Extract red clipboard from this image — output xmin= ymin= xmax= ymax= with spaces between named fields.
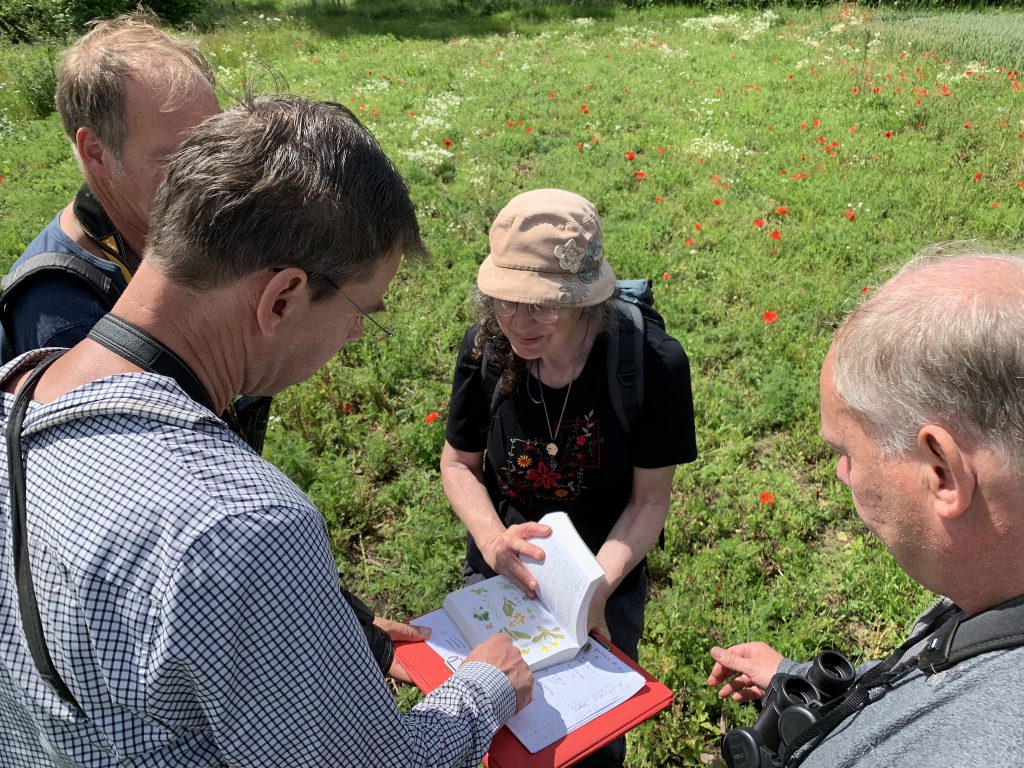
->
xmin=395 ymin=636 xmax=673 ymax=768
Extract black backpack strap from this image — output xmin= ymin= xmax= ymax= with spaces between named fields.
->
xmin=4 ymin=349 xmax=83 ymax=712
xmin=607 ymin=296 xmax=645 ymax=434
xmin=0 ymin=251 xmax=124 ymax=363
xmin=480 ymin=341 xmax=504 ymax=418
xmin=1 ymin=251 xmax=123 ymax=307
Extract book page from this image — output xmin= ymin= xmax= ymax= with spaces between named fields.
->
xmin=443 ymin=576 xmax=580 ymax=668
xmin=524 ymin=512 xmax=606 ymax=644
xmin=416 ymin=611 xmax=645 ymax=754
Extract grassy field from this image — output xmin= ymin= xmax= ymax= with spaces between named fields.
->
xmin=2 ymin=2 xmax=1024 ymax=765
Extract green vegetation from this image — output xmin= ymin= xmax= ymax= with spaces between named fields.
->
xmin=2 ymin=3 xmax=1023 ymax=765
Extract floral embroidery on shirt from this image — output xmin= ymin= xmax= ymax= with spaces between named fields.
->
xmin=497 ymin=412 xmax=601 ymax=505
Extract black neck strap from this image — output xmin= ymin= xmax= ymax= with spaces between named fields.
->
xmin=72 ymin=184 xmax=141 ymax=276
xmin=5 ymin=349 xmax=82 ymax=711
xmin=87 ymin=314 xmax=215 ymax=413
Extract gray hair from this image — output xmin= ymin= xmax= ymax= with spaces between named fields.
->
xmin=832 ymin=244 xmax=1024 ymax=471
xmin=146 ymin=95 xmax=427 ymax=297
xmin=471 ymin=289 xmax=615 ymax=395
xmin=55 ymin=10 xmax=215 ymax=161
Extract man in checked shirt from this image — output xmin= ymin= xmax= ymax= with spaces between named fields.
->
xmin=0 ymin=95 xmax=532 ymax=767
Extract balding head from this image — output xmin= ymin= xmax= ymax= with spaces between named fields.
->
xmin=831 ymin=246 xmax=1024 ymax=473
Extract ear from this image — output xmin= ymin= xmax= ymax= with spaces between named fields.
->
xmin=76 ymin=127 xmax=114 ymax=179
xmin=916 ymin=425 xmax=975 ymax=520
xmin=254 ymin=268 xmax=309 ymax=337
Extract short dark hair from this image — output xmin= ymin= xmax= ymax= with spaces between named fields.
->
xmin=147 ymin=95 xmax=428 ymax=298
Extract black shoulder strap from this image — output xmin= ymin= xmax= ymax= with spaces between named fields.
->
xmin=917 ymin=595 xmax=1024 ymax=673
xmin=5 ymin=349 xmax=83 ymax=712
xmin=87 ymin=314 xmax=215 ymax=413
xmin=0 ymin=251 xmax=123 ymax=308
xmin=606 ymin=297 xmax=644 ymax=434
xmin=481 ymin=342 xmax=504 ymax=417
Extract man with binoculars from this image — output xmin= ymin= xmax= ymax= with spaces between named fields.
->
xmin=708 ymin=247 xmax=1024 ymax=768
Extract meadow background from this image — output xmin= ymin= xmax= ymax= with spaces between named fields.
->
xmin=2 ymin=1 xmax=1024 ymax=764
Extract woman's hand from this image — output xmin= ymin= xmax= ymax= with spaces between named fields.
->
xmin=480 ymin=522 xmax=551 ymax=596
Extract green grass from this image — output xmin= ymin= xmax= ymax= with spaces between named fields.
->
xmin=3 ymin=3 xmax=1024 ymax=765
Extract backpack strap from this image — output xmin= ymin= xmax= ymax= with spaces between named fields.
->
xmin=607 ymin=296 xmax=645 ymax=434
xmin=481 ymin=341 xmax=505 ymax=418
xmin=1 ymin=251 xmax=123 ymax=307
xmin=0 ymin=252 xmax=124 ymax=363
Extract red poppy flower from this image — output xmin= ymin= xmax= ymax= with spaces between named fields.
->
xmin=800 ymin=122 xmax=807 ymax=129
xmin=844 ymin=209 xmax=855 ymax=221
xmin=813 ymin=118 xmax=821 ymax=127
xmin=506 ymin=120 xmax=514 ymax=127
xmin=770 ymin=230 xmax=782 ymax=240
xmin=662 ymin=272 xmax=671 ymax=280
xmin=964 ymin=122 xmax=971 ymax=129
xmin=525 ymin=127 xmax=533 ymax=134
xmin=759 ymin=491 xmax=776 ymax=504
xmin=634 ymin=170 xmax=646 ymax=179
xmin=762 ymin=310 xmax=778 ymax=325
xmin=685 ymin=238 xmax=695 ymax=246
xmin=753 ymin=218 xmax=765 ymax=229
xmin=713 ymin=198 xmax=723 ymax=206
xmin=625 ymin=151 xmax=636 ymax=160
xmin=694 ymin=223 xmax=702 ymax=231
xmin=852 ymin=86 xmax=860 ymax=94
xmin=657 ymin=146 xmax=665 ymax=154
xmin=861 ymin=286 xmax=871 ymax=295
xmin=581 ymin=104 xmax=589 ymax=114
xmin=974 ymin=171 xmax=983 ymax=182
xmin=776 ymin=206 xmax=787 ymax=215
xmin=885 ymin=130 xmax=893 ymax=139
xmin=443 ymin=138 xmax=453 ymax=147
xmin=655 ymin=196 xmax=663 ymax=203
xmin=424 ymin=411 xmax=439 ymax=424
xmin=549 ymin=92 xmax=556 ymax=99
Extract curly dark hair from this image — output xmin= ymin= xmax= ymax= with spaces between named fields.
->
xmin=469 ymin=290 xmax=615 ymax=394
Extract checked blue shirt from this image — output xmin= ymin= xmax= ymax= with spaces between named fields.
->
xmin=0 ymin=350 xmax=515 ymax=767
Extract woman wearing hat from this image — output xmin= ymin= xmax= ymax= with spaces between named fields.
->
xmin=440 ymin=189 xmax=697 ymax=716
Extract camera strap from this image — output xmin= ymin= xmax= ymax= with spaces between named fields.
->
xmin=87 ymin=313 xmax=215 ymax=412
xmin=4 ymin=349 xmax=84 ymax=712
xmin=780 ymin=597 xmax=1024 ymax=766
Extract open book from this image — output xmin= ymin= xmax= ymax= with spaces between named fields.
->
xmin=442 ymin=511 xmax=605 ymax=671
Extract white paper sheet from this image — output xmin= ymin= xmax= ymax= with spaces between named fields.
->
xmin=416 ymin=610 xmax=645 ymax=753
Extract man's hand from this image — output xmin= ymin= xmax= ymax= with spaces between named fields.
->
xmin=464 ymin=634 xmax=534 ymax=713
xmin=480 ymin=522 xmax=551 ymax=597
xmin=707 ymin=642 xmax=784 ymax=702
xmin=374 ymin=617 xmax=430 ymax=684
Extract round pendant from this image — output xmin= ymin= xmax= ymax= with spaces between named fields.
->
xmin=546 ymin=442 xmax=558 ymax=456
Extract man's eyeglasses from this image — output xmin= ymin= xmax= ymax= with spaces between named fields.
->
xmin=272 ymin=267 xmax=394 ymax=342
xmin=493 ymin=298 xmax=559 ymax=325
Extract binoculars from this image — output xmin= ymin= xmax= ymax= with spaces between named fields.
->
xmin=721 ymin=651 xmax=856 ymax=768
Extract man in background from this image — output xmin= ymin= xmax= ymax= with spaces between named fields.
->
xmin=0 ymin=11 xmax=218 ymax=359
xmin=708 ymin=248 xmax=1024 ymax=767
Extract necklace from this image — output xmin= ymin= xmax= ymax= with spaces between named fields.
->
xmin=535 ymin=358 xmax=573 ymax=458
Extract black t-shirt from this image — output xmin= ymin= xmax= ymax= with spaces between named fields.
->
xmin=445 ymin=322 xmax=697 ymax=593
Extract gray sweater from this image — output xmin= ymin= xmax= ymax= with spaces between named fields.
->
xmin=778 ymin=599 xmax=1024 ymax=767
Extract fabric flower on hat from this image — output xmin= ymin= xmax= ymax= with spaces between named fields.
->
xmin=560 ymin=239 xmax=604 ymax=304
xmin=554 ymin=238 xmax=586 ymax=273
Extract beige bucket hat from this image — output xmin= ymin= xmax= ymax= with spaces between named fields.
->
xmin=477 ymin=189 xmax=616 ymax=307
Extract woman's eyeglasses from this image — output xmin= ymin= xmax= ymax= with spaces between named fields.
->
xmin=493 ymin=298 xmax=559 ymax=325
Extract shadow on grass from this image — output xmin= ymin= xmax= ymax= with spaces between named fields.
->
xmin=207 ymin=0 xmax=619 ymax=40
